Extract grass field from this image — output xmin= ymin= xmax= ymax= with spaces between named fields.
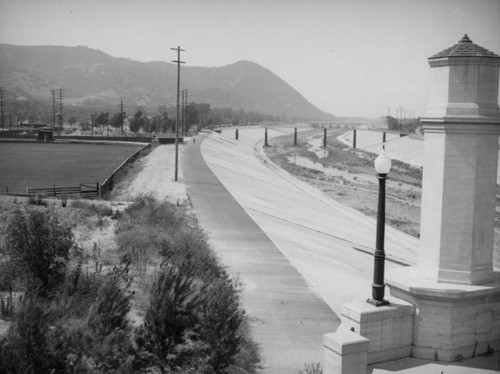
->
xmin=0 ymin=143 xmax=143 ymax=194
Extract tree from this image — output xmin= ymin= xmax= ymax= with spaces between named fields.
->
xmin=148 ymin=115 xmax=160 ymax=133
xmin=199 ymin=275 xmax=244 ymax=373
xmin=384 ymin=115 xmax=400 ymax=131
xmin=83 ymin=267 xmax=136 ymax=372
xmin=129 ymin=110 xmax=143 ymax=133
xmin=136 ymin=264 xmax=204 ymax=372
xmin=110 ymin=112 xmax=125 ymax=130
xmin=67 ymin=115 xmax=78 ymax=126
xmin=186 ymin=103 xmax=199 ymax=129
xmin=0 ymin=296 xmax=54 ymax=373
xmin=95 ymin=112 xmax=109 ymax=128
xmin=3 ymin=209 xmax=75 ymax=297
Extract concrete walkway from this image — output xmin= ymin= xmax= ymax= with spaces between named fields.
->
xmin=182 ymin=133 xmax=339 ymax=373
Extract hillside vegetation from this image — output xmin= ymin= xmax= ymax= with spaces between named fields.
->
xmin=0 ymin=196 xmax=261 ymax=373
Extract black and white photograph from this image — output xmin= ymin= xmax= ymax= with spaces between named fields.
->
xmin=1 ymin=1 xmax=500 ymax=373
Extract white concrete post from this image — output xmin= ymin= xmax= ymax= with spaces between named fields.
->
xmin=418 ymin=34 xmax=500 ymax=285
xmin=323 ymin=328 xmax=369 ymax=374
xmin=387 ymin=34 xmax=500 ymax=361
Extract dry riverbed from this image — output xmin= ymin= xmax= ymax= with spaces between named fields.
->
xmin=265 ymin=127 xmax=500 ymax=268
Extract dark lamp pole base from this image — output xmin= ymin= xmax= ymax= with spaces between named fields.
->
xmin=366 ymin=298 xmax=390 ymax=307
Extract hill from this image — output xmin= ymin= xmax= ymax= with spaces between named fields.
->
xmin=0 ymin=44 xmax=332 ymax=121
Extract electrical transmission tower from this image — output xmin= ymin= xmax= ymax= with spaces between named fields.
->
xmin=170 ymin=45 xmax=185 ymax=182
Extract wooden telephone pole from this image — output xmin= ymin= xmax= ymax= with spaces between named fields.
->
xmin=171 ymin=46 xmax=185 ymax=182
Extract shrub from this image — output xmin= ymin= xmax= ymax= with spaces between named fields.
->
xmin=3 ymin=208 xmax=75 ymax=297
xmin=136 ymin=263 xmax=204 ymax=371
xmin=82 ymin=266 xmax=136 ymax=372
xmin=28 ymin=194 xmax=47 ymax=206
xmin=120 ymin=196 xmax=185 ymax=232
xmin=232 ymin=317 xmax=262 ymax=374
xmin=161 ymin=229 xmax=222 ymax=282
xmin=87 ymin=269 xmax=131 ymax=340
xmin=43 ymin=267 xmax=137 ymax=373
xmin=113 ymin=196 xmax=261 ymax=373
xmin=199 ymin=274 xmax=244 ymax=373
xmin=0 ymin=295 xmax=55 ymax=373
xmin=297 ymin=363 xmax=323 ymax=374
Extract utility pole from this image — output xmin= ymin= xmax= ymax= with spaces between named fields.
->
xmin=57 ymin=89 xmax=63 ymax=134
xmin=171 ymin=45 xmax=185 ymax=182
xmin=181 ymin=89 xmax=185 ymax=138
xmin=0 ymin=87 xmax=4 ymax=130
xmin=52 ymin=89 xmax=57 ymax=127
xmin=184 ymin=89 xmax=188 ymax=136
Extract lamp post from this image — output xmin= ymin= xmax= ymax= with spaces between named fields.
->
xmin=368 ymin=151 xmax=392 ymax=306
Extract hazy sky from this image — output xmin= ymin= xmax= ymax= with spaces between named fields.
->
xmin=1 ymin=0 xmax=499 ymax=118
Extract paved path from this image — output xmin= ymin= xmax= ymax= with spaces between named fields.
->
xmin=182 ymin=133 xmax=339 ymax=373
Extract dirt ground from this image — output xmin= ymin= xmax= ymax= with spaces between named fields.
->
xmin=266 ymin=128 xmax=422 ymax=237
xmin=110 ymin=144 xmax=188 ymax=205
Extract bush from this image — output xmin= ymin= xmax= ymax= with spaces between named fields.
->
xmin=297 ymin=363 xmax=323 ymax=374
xmin=86 ymin=266 xmax=132 ymax=340
xmin=81 ymin=266 xmax=137 ymax=372
xmin=136 ymin=263 xmax=205 ymax=371
xmin=119 ymin=196 xmax=185 ymax=231
xmin=232 ymin=317 xmax=262 ymax=373
xmin=160 ymin=229 xmax=222 ymax=282
xmin=40 ymin=268 xmax=137 ymax=373
xmin=199 ymin=275 xmax=244 ymax=373
xmin=115 ymin=196 xmax=261 ymax=373
xmin=28 ymin=194 xmax=47 ymax=206
xmin=3 ymin=208 xmax=75 ymax=297
xmin=0 ymin=295 xmax=55 ymax=373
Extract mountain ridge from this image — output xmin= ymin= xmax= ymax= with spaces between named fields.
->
xmin=0 ymin=44 xmax=332 ymax=120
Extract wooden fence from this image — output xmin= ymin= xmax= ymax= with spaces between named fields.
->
xmin=27 ymin=183 xmax=100 ymax=198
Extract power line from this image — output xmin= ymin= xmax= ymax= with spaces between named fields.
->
xmin=170 ymin=45 xmax=185 ymax=182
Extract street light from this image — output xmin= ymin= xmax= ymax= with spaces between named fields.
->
xmin=368 ymin=151 xmax=392 ymax=306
